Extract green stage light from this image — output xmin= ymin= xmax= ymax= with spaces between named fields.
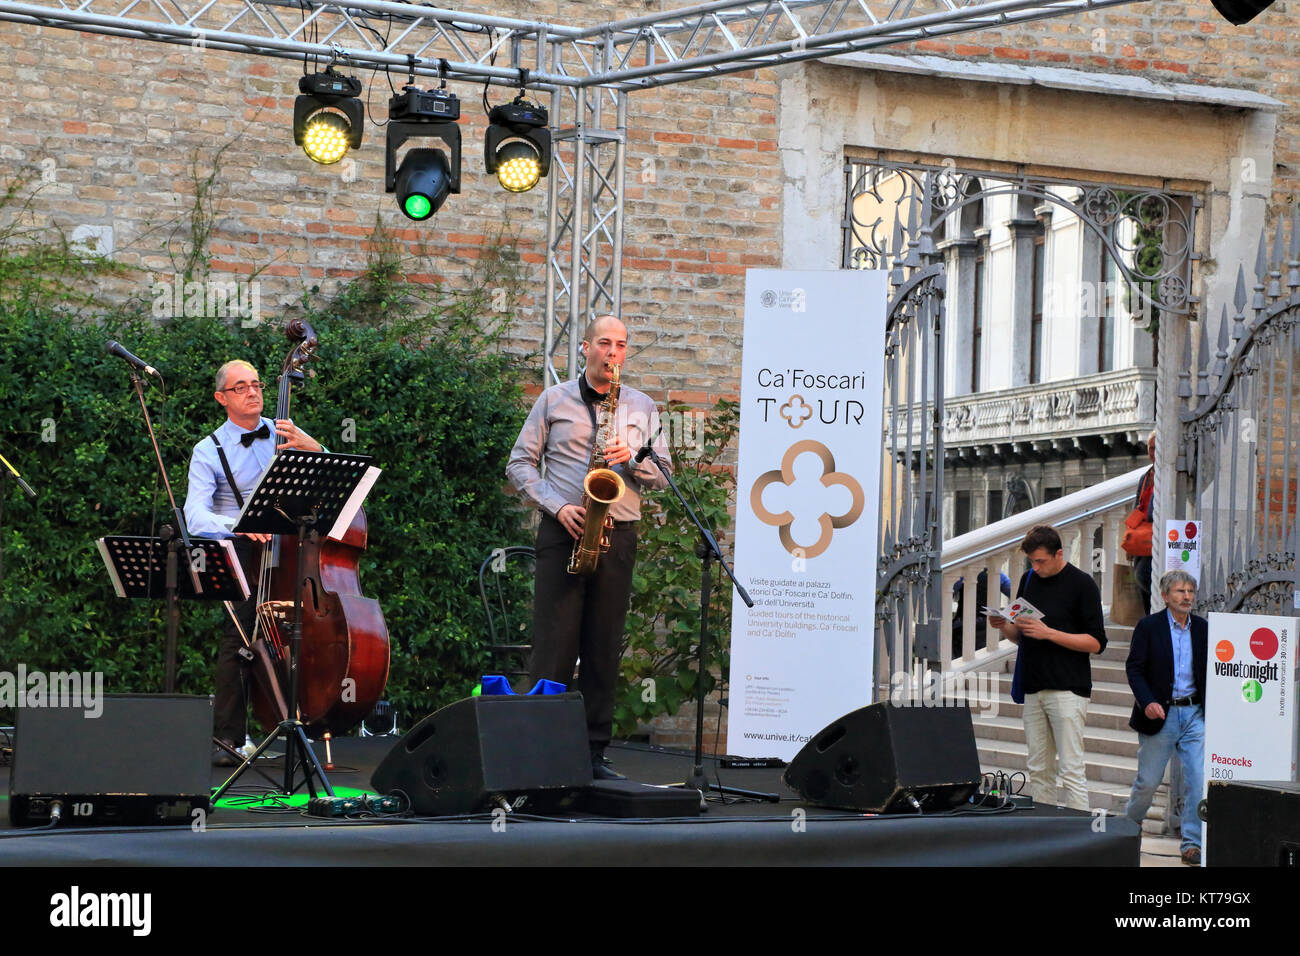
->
xmin=385 ymin=87 xmax=462 ymax=223
xmin=394 ymin=148 xmax=451 ymax=222
xmin=404 ymin=193 xmax=432 ymax=220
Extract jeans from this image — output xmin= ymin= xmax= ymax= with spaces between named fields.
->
xmin=1022 ymin=689 xmax=1091 ymax=810
xmin=1124 ymin=702 xmax=1205 ymax=850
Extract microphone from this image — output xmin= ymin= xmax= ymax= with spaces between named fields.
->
xmin=105 ymin=340 xmax=159 ymax=377
xmin=634 ymin=423 xmax=664 ymax=464
xmin=0 ymin=453 xmax=36 ymax=499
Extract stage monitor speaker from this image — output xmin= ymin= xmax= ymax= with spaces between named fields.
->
xmin=9 ymin=694 xmax=214 ymax=827
xmin=371 ymin=693 xmax=592 ymax=816
xmin=1206 ymin=780 xmax=1300 ymax=866
xmin=784 ymin=701 xmax=982 ymax=813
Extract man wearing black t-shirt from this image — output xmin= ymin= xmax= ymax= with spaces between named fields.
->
xmin=990 ymin=525 xmax=1107 ymax=810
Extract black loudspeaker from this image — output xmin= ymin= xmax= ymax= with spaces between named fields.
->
xmin=1206 ymin=780 xmax=1300 ymax=866
xmin=784 ymin=702 xmax=982 ymax=813
xmin=9 ymin=694 xmax=214 ymax=827
xmin=371 ymin=693 xmax=593 ymax=815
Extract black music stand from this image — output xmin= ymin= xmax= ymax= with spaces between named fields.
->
xmin=211 ymin=449 xmax=380 ymax=803
xmin=97 ymin=534 xmax=249 ymax=692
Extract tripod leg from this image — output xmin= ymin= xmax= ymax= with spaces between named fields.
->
xmin=286 ymin=726 xmax=334 ymax=798
xmin=212 ymin=724 xmax=292 ymax=803
xmin=211 ymin=735 xmax=282 ymax=791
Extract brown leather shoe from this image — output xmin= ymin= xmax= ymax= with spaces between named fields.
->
xmin=1180 ymin=846 xmax=1202 ymax=866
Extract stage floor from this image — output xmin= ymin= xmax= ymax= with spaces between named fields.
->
xmin=0 ymin=737 xmax=1140 ymax=866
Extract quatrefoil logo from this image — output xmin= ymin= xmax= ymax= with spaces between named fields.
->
xmin=750 ymin=440 xmax=865 ymax=558
xmin=780 ymin=394 xmax=813 ymax=429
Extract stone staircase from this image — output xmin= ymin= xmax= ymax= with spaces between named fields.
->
xmin=970 ymin=623 xmax=1171 ymax=833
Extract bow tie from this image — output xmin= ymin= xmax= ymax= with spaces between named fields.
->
xmin=240 ymin=423 xmax=270 ymax=447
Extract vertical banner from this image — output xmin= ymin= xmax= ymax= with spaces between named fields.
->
xmin=726 ymin=269 xmax=887 ymax=759
xmin=1205 ymin=611 xmax=1298 ymax=789
xmin=1164 ymin=519 xmax=1201 ymax=581
xmin=1203 ymin=612 xmax=1299 ymax=863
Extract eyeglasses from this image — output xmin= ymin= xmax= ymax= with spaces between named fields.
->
xmin=222 ymin=382 xmax=265 ymax=396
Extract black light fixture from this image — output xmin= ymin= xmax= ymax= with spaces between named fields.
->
xmin=484 ymin=95 xmax=550 ymax=193
xmin=385 ymin=86 xmax=461 ymax=221
xmin=293 ymin=68 xmax=364 ymax=165
xmin=1210 ymin=0 xmax=1274 ymax=23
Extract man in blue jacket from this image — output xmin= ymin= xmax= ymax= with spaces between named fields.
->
xmin=1123 ymin=569 xmax=1207 ymax=865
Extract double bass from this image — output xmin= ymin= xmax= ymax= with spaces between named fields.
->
xmin=248 ymin=320 xmax=390 ymax=737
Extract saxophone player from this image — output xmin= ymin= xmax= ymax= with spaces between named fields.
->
xmin=506 ymin=315 xmax=671 ymax=779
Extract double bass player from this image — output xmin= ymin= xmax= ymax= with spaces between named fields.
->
xmin=184 ymin=359 xmax=322 ymax=765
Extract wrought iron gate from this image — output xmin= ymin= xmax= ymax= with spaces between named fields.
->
xmin=844 ymin=157 xmax=1199 ymax=687
xmin=1179 ymin=206 xmax=1300 ymax=615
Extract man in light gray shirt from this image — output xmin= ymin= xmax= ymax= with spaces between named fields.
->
xmin=506 ymin=315 xmax=670 ymax=779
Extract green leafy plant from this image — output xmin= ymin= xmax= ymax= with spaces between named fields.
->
xmin=0 ymin=154 xmax=536 ymax=727
xmin=615 ymin=399 xmax=739 ymax=736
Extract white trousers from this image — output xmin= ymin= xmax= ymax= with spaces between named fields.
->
xmin=1022 ymin=689 xmax=1090 ymax=810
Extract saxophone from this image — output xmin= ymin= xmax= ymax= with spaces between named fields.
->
xmin=568 ymin=363 xmax=627 ymax=575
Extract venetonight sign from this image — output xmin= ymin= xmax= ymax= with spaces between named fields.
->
xmin=1203 ymin=612 xmax=1297 ymax=865
xmin=1212 ymin=659 xmax=1281 ymax=684
xmin=1204 ymin=613 xmax=1296 ymax=783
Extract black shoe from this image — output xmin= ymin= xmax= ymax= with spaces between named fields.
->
xmin=591 ymin=753 xmax=626 ymax=781
xmin=212 ymin=740 xmax=239 ymax=767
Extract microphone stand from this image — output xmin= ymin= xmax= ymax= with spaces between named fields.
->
xmin=0 ymin=451 xmax=37 ymax=608
xmin=124 ymin=367 xmax=204 ymax=692
xmin=636 ymin=443 xmax=776 ymax=806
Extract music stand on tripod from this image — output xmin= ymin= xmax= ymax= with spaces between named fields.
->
xmin=97 ymin=534 xmax=250 ymax=690
xmin=211 ymin=449 xmax=380 ymax=803
xmin=97 ymin=535 xmax=284 ymax=782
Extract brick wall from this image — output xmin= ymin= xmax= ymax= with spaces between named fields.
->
xmin=0 ymin=3 xmax=782 ymax=413
xmin=647 ymin=697 xmax=729 ymax=754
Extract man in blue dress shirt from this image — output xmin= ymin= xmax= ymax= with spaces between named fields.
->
xmin=1123 ymin=568 xmax=1208 ymax=865
xmin=184 ymin=360 xmax=322 ymax=764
